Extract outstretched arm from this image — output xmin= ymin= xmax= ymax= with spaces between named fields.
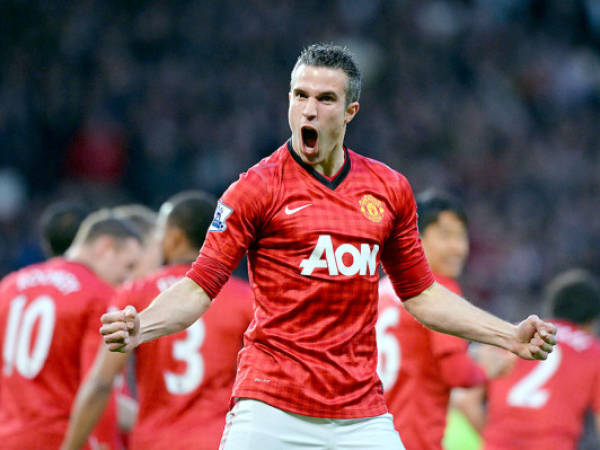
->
xmin=100 ymin=277 xmax=211 ymax=352
xmin=404 ymin=282 xmax=556 ymax=360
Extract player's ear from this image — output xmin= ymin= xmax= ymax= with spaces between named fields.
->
xmin=93 ymin=235 xmax=116 ymax=256
xmin=344 ymin=101 xmax=359 ymax=124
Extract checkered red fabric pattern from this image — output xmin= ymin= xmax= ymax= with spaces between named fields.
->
xmin=188 ymin=141 xmax=434 ymax=418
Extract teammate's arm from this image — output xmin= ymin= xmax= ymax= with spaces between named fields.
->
xmin=450 ymin=386 xmax=487 ymax=433
xmin=403 ymin=282 xmax=556 ymax=360
xmin=61 ymin=348 xmax=129 ymax=450
xmin=101 ymin=277 xmax=211 ymax=351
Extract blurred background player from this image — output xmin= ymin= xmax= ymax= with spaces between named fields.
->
xmin=110 ymin=203 xmax=162 ymax=447
xmin=113 ymin=204 xmax=162 ymax=281
xmin=0 ymin=211 xmax=142 ymax=449
xmin=377 ymin=189 xmax=510 ymax=449
xmin=39 ymin=201 xmax=124 ymax=448
xmin=39 ymin=201 xmax=91 ymax=257
xmin=452 ymin=269 xmax=600 ymax=450
xmin=62 ymin=190 xmax=253 ymax=450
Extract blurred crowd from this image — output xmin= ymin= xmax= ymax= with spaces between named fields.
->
xmin=0 ymin=0 xmax=599 ymax=320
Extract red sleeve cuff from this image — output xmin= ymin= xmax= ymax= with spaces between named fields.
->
xmin=186 ymin=254 xmax=232 ymax=299
xmin=386 ymin=260 xmax=435 ymax=301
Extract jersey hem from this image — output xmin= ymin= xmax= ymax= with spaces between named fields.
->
xmin=232 ymin=390 xmax=388 ymax=419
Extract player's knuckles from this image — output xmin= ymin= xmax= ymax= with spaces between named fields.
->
xmin=104 ymin=330 xmax=128 ymax=343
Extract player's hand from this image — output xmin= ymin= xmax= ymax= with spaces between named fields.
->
xmin=99 ymin=305 xmax=140 ymax=352
xmin=512 ymin=314 xmax=557 ymax=360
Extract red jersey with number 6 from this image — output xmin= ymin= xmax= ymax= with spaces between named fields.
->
xmin=483 ymin=319 xmax=600 ymax=450
xmin=187 ymin=141 xmax=435 ymax=419
xmin=0 ymin=258 xmax=117 ymax=450
xmin=377 ymin=274 xmax=486 ymax=450
xmin=112 ymin=264 xmax=253 ymax=450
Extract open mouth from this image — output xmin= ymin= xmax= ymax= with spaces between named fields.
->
xmin=301 ymin=126 xmax=318 ymax=152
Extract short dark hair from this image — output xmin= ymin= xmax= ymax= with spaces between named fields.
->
xmin=546 ymin=269 xmax=600 ymax=324
xmin=71 ymin=209 xmax=142 ymax=248
xmin=113 ymin=204 xmax=157 ymax=241
xmin=164 ymin=191 xmax=217 ymax=250
xmin=40 ymin=201 xmax=91 ymax=257
xmin=416 ymin=189 xmax=468 ymax=233
xmin=292 ymin=43 xmax=361 ymax=105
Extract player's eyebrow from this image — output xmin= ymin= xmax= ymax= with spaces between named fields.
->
xmin=317 ymin=91 xmax=338 ymax=100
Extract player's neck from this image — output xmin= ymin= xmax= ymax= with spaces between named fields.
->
xmin=315 ymin=144 xmax=345 ymax=178
xmin=64 ymin=247 xmax=97 ymax=274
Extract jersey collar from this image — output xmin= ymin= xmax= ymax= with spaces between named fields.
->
xmin=286 ymin=139 xmax=351 ymax=190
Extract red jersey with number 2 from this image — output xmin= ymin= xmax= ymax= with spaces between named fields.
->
xmin=187 ymin=141 xmax=434 ymax=419
xmin=112 ymin=264 xmax=253 ymax=450
xmin=483 ymin=319 xmax=600 ymax=450
xmin=0 ymin=258 xmax=118 ymax=450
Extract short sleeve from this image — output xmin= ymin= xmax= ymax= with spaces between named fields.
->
xmin=198 ymin=168 xmax=271 ymax=272
xmin=380 ymin=175 xmax=434 ymax=300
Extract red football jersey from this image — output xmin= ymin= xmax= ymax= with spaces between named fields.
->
xmin=0 ymin=258 xmax=117 ymax=449
xmin=187 ymin=141 xmax=434 ymax=419
xmin=377 ymin=274 xmax=485 ymax=450
xmin=483 ymin=319 xmax=600 ymax=450
xmin=112 ymin=264 xmax=253 ymax=450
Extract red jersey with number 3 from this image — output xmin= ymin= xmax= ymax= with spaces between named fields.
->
xmin=112 ymin=264 xmax=253 ymax=450
xmin=377 ymin=274 xmax=485 ymax=449
xmin=186 ymin=141 xmax=434 ymax=419
xmin=0 ymin=258 xmax=118 ymax=450
xmin=483 ymin=319 xmax=600 ymax=450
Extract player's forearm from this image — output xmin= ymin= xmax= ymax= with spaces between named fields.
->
xmin=61 ymin=378 xmax=113 ymax=450
xmin=138 ymin=277 xmax=211 ymax=345
xmin=404 ymin=282 xmax=519 ymax=353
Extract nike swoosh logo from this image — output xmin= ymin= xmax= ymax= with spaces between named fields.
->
xmin=284 ymin=204 xmax=312 ymax=215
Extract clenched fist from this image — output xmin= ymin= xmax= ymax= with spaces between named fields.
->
xmin=99 ymin=305 xmax=140 ymax=352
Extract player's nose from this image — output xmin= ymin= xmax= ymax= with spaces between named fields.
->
xmin=302 ymin=97 xmax=318 ymax=119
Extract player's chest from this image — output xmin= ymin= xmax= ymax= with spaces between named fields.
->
xmin=258 ymin=185 xmax=394 ymax=276
xmin=267 ymin=185 xmax=392 ymax=238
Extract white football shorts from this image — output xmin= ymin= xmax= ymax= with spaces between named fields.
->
xmin=219 ymin=398 xmax=405 ymax=450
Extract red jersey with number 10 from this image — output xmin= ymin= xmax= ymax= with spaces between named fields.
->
xmin=0 ymin=258 xmax=117 ymax=450
xmin=483 ymin=319 xmax=600 ymax=450
xmin=187 ymin=141 xmax=434 ymax=419
xmin=112 ymin=264 xmax=253 ymax=450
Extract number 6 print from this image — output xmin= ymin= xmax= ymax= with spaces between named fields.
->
xmin=376 ymin=307 xmax=401 ymax=391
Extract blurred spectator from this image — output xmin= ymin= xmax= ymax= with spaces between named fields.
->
xmin=39 ymin=200 xmax=90 ymax=257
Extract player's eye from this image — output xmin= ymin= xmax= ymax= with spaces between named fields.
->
xmin=295 ymin=91 xmax=307 ymax=99
xmin=320 ymin=95 xmax=335 ymax=102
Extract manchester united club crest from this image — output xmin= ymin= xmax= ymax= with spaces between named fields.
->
xmin=359 ymin=195 xmax=384 ymax=223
